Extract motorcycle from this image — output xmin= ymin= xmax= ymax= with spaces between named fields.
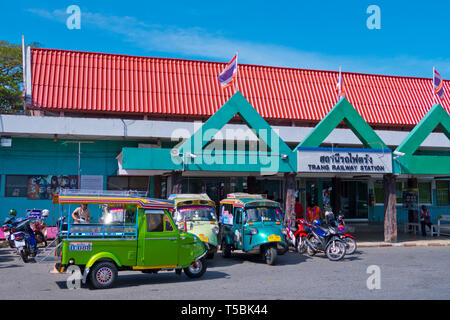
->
xmin=283 ymin=218 xmax=310 ymax=253
xmin=11 ymin=218 xmax=38 ymax=263
xmin=336 ymin=214 xmax=357 ymax=255
xmin=30 ymin=209 xmax=49 ymax=247
xmin=305 ymin=219 xmax=347 ymax=261
xmin=2 ymin=216 xmax=18 ymax=249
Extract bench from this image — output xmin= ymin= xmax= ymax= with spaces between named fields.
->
xmin=438 ymin=215 xmax=450 ymax=236
xmin=403 ymin=222 xmax=438 ymax=236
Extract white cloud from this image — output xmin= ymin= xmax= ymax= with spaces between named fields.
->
xmin=27 ymin=8 xmax=450 ymax=77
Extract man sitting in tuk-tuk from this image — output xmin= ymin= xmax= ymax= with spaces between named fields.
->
xmin=71 ymin=203 xmax=91 ymax=224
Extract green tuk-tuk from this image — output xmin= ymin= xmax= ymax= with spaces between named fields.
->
xmin=169 ymin=194 xmax=219 ymax=259
xmin=54 ymin=190 xmax=207 ymax=289
xmin=219 ymin=193 xmax=287 ymax=265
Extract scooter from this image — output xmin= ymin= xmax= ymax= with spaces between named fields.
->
xmin=11 ymin=218 xmax=38 ymax=263
xmin=336 ymin=214 xmax=357 ymax=255
xmin=30 ymin=209 xmax=49 ymax=247
xmin=305 ymin=219 xmax=347 ymax=261
xmin=2 ymin=216 xmax=18 ymax=248
xmin=283 ymin=219 xmax=310 ymax=253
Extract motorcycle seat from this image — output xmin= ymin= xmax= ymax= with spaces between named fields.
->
xmin=316 ymin=226 xmax=329 ymax=233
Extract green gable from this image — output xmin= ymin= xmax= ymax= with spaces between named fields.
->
xmin=297 ymin=98 xmax=388 ymax=150
xmin=394 ymin=104 xmax=450 ymax=175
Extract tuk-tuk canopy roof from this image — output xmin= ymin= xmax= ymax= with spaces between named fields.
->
xmin=169 ymin=193 xmax=215 ymax=208
xmin=221 ymin=193 xmax=280 ymax=207
xmin=54 ymin=189 xmax=174 ymax=209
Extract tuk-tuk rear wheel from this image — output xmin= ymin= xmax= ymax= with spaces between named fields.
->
xmin=90 ymin=261 xmax=118 ymax=289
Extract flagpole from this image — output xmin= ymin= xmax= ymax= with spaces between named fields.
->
xmin=433 ymin=66 xmax=435 ymax=106
xmin=337 ymin=66 xmax=342 ymax=103
xmin=234 ymin=51 xmax=239 ymax=94
xmin=339 ymin=66 xmax=341 ymax=102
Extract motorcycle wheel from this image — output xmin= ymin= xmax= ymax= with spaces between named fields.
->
xmin=326 ymin=241 xmax=346 ymax=261
xmin=306 ymin=236 xmax=316 ymax=256
xmin=306 ymin=244 xmax=316 ymax=256
xmin=296 ymin=236 xmax=307 ymax=254
xmin=8 ymin=240 xmax=15 ymax=249
xmin=345 ymin=238 xmax=357 ymax=255
xmin=20 ymin=249 xmax=29 ymax=263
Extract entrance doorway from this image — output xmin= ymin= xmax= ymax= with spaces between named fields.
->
xmin=181 ymin=177 xmax=243 ymax=209
xmin=340 ymin=181 xmax=369 ymax=220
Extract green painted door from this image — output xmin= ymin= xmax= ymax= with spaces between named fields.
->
xmin=142 ymin=209 xmax=179 ymax=268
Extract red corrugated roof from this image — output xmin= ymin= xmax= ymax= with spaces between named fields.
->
xmin=30 ymin=48 xmax=450 ymax=126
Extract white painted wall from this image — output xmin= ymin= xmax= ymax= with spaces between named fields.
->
xmin=0 ymin=114 xmax=449 ymax=149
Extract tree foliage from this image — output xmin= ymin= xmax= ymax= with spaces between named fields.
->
xmin=0 ymin=40 xmax=23 ymax=113
xmin=0 ymin=40 xmax=41 ymax=114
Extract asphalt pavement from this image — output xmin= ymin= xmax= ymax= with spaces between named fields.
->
xmin=0 ymin=244 xmax=449 ymax=300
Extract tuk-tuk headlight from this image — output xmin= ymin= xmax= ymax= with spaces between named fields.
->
xmin=250 ymin=228 xmax=258 ymax=235
xmin=212 ymin=226 xmax=220 ymax=235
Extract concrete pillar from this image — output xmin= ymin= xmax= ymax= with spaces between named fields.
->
xmin=384 ymin=174 xmax=397 ymax=242
xmin=283 ymin=173 xmax=296 ymax=225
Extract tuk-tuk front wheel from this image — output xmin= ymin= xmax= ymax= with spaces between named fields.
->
xmin=184 ymin=258 xmax=207 ymax=278
xmin=263 ymin=246 xmax=277 ymax=265
xmin=90 ymin=261 xmax=118 ymax=289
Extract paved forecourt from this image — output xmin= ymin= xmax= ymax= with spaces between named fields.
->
xmin=0 ymin=244 xmax=449 ymax=300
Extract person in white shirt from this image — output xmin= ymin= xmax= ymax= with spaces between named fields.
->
xmin=71 ymin=204 xmax=91 ymax=224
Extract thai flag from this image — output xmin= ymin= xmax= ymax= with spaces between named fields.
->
xmin=218 ymin=53 xmax=238 ymax=89
xmin=336 ymin=67 xmax=346 ymax=100
xmin=433 ymin=68 xmax=444 ymax=100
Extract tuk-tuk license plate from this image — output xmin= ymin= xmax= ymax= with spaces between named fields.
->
xmin=199 ymin=236 xmax=209 ymax=242
xmin=69 ymin=242 xmax=92 ymax=251
xmin=268 ymin=234 xmax=281 ymax=242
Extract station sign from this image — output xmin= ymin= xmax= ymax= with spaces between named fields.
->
xmin=297 ymin=147 xmax=392 ymax=174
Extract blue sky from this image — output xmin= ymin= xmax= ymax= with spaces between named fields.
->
xmin=1 ymin=0 xmax=449 ymax=77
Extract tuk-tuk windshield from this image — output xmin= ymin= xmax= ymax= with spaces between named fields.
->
xmin=245 ymin=206 xmax=282 ymax=223
xmin=177 ymin=206 xmax=217 ymax=222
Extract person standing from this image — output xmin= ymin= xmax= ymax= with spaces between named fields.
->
xmin=294 ymin=197 xmax=304 ymax=220
xmin=306 ymin=203 xmax=322 ymax=223
xmin=420 ymin=205 xmax=432 ymax=236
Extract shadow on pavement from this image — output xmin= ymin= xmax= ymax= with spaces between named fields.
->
xmin=55 ymin=270 xmax=230 ymax=290
xmin=0 ymin=248 xmax=20 ymax=265
xmin=209 ymin=250 xmax=310 ymax=267
xmin=303 ymin=251 xmax=363 ymax=262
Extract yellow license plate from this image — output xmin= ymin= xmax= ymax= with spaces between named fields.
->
xmin=268 ymin=234 xmax=281 ymax=242
xmin=199 ymin=236 xmax=209 ymax=242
